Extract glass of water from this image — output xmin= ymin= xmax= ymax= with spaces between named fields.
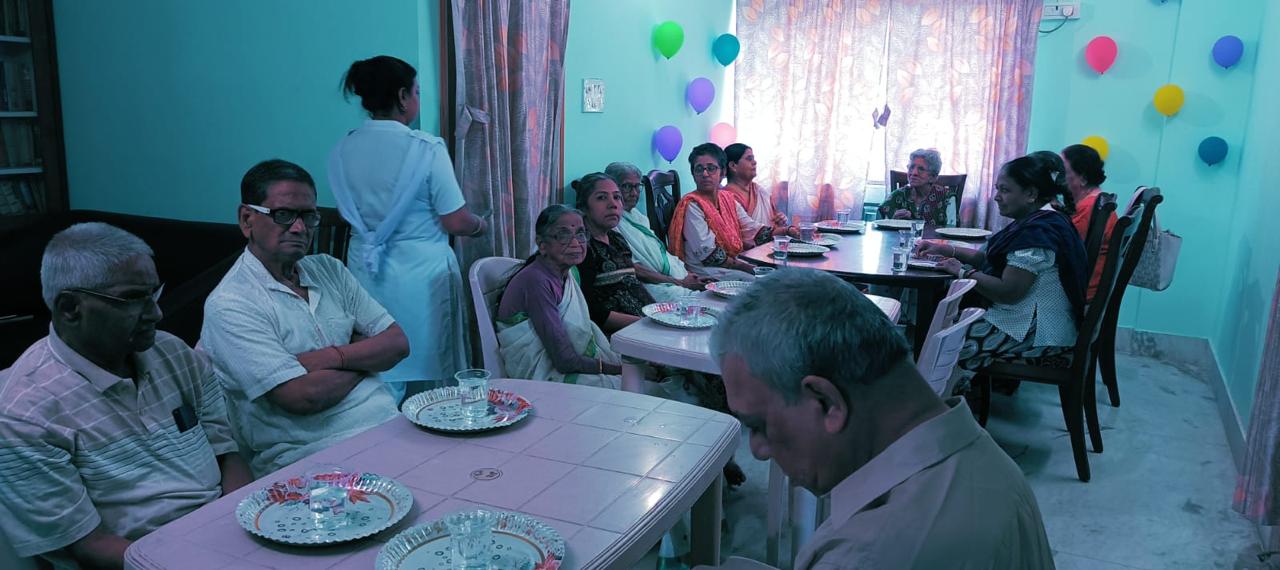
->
xmin=677 ymin=290 xmax=702 ymax=326
xmin=835 ymin=209 xmax=851 ymax=226
xmin=305 ymin=465 xmax=350 ymax=530
xmin=799 ymin=222 xmax=817 ymax=242
xmin=772 ymin=235 xmax=791 ymax=260
xmin=911 ymin=219 xmax=925 ymax=244
xmin=454 ymin=369 xmax=491 ymax=421
xmin=445 ymin=509 xmax=498 ymax=570
xmin=753 ymin=266 xmax=775 ymax=279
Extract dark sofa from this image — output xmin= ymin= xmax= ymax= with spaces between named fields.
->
xmin=1 ymin=210 xmax=247 ymax=367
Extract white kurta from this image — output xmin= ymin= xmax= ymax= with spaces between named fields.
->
xmin=328 ymin=120 xmax=468 ymax=392
xmin=680 ymin=199 xmax=761 ymax=281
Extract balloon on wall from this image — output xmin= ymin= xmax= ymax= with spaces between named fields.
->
xmin=1153 ymin=84 xmax=1185 ymax=116
xmin=1082 ymin=135 xmax=1110 ymax=160
xmin=686 ymin=77 xmax=716 ymax=114
xmin=709 ymin=122 xmax=737 ymax=147
xmin=1198 ymin=136 xmax=1228 ymax=165
xmin=654 ymin=125 xmax=683 ymax=162
xmin=1212 ymin=35 xmax=1244 ymax=69
xmin=653 ymin=21 xmax=685 ymax=59
xmin=1085 ymin=36 xmax=1118 ymax=74
xmin=713 ymin=33 xmax=741 ymax=65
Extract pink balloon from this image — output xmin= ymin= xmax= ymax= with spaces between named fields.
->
xmin=1085 ymin=36 xmax=1118 ymax=74
xmin=686 ymin=77 xmax=716 ymax=114
xmin=653 ymin=125 xmax=683 ymax=163
xmin=709 ymin=122 xmax=737 ymax=147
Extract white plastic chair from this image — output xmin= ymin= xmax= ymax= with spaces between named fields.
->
xmin=467 ymin=257 xmax=524 ymax=378
xmin=919 ymin=278 xmax=976 ymax=347
xmin=917 ymin=307 xmax=986 ymax=396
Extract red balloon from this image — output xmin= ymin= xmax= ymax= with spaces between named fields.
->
xmin=1085 ymin=36 xmax=1118 ymax=74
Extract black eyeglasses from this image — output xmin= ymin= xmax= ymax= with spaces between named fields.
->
xmin=693 ymin=165 xmax=721 ymax=176
xmin=548 ymin=229 xmax=589 ymax=245
xmin=243 ymin=204 xmax=322 ymax=228
xmin=618 ymin=183 xmax=643 ymax=193
xmin=65 ymin=283 xmax=165 ymax=310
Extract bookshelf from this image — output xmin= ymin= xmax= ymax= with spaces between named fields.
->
xmin=0 ymin=0 xmax=64 ymax=230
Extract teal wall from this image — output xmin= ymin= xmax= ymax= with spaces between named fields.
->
xmin=563 ymin=0 xmax=735 ymax=207
xmin=54 ymin=0 xmax=440 ymax=223
xmin=1214 ymin=0 xmax=1280 ymax=424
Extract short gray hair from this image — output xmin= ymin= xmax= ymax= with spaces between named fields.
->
xmin=41 ymin=223 xmax=154 ymax=310
xmin=604 ymin=162 xmax=643 ymax=185
xmin=908 ymin=148 xmax=943 ymax=176
xmin=710 ymin=269 xmax=910 ymax=403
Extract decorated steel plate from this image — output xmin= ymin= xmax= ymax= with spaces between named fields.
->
xmin=815 ymin=220 xmax=865 ymax=234
xmin=642 ymin=302 xmax=720 ymax=329
xmin=797 ymin=233 xmax=841 ymax=247
xmin=376 ymin=510 xmax=565 ymax=570
xmin=907 ymin=258 xmax=945 ymax=270
xmin=872 ymin=219 xmax=916 ymax=230
xmin=705 ymin=280 xmax=751 ymax=299
xmin=235 ymin=471 xmax=413 ymax=546
xmin=776 ymin=242 xmax=830 ymax=257
xmin=935 ymin=227 xmax=992 ymax=240
xmin=402 ymin=388 xmax=534 ymax=433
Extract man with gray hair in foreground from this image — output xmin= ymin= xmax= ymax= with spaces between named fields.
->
xmin=703 ymin=269 xmax=1054 ymax=569
xmin=0 ymin=223 xmax=251 ymax=569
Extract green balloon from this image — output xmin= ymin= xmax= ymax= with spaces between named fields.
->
xmin=654 ymin=21 xmax=684 ymax=59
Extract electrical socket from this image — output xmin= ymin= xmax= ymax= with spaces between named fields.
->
xmin=1043 ymin=2 xmax=1081 ymax=20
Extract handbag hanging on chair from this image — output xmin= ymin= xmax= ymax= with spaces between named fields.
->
xmin=1130 ymin=213 xmax=1181 ymax=291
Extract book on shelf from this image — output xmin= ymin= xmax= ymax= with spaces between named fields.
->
xmin=0 ymin=0 xmax=26 ymax=37
xmin=0 ymin=121 xmax=35 ymax=166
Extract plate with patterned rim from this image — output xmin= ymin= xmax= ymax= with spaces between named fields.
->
xmin=642 ymin=302 xmax=720 ymax=329
xmin=872 ymin=219 xmax=917 ymax=230
xmin=796 ymin=233 xmax=841 ymax=247
xmin=935 ymin=227 xmax=992 ymax=240
xmin=775 ymin=242 xmax=830 ymax=257
xmin=815 ymin=220 xmax=865 ymax=234
xmin=705 ymin=280 xmax=751 ymax=299
xmin=907 ymin=258 xmax=946 ymax=270
xmin=376 ymin=510 xmax=565 ymax=570
xmin=235 ymin=471 xmax=413 ymax=546
xmin=401 ymin=388 xmax=534 ymax=433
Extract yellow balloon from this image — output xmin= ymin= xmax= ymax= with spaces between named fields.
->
xmin=1153 ymin=84 xmax=1185 ymax=117
xmin=1082 ymin=135 xmax=1110 ymax=160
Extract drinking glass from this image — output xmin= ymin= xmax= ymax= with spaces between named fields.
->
xmin=677 ymin=290 xmax=702 ymax=326
xmin=799 ymin=222 xmax=817 ymax=242
xmin=911 ymin=220 xmax=925 ymax=244
xmin=305 ymin=465 xmax=350 ymax=530
xmin=772 ymin=235 xmax=791 ymax=260
xmin=835 ymin=209 xmax=851 ymax=226
xmin=445 ymin=509 xmax=498 ymax=569
xmin=454 ymin=369 xmax=491 ymax=420
xmin=753 ymin=266 xmax=775 ymax=278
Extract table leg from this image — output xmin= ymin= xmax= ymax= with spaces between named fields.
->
xmin=913 ymin=281 xmax=946 ymax=353
xmin=690 ymin=474 xmax=724 ymax=566
xmin=621 ymin=360 xmax=645 ymax=394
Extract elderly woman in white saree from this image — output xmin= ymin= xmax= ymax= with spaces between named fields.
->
xmin=604 ymin=162 xmax=711 ymax=302
xmin=494 ymin=205 xmax=621 ymax=388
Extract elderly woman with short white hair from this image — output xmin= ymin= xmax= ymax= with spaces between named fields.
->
xmin=604 ymin=161 xmax=711 ymax=302
xmin=879 ymin=148 xmax=958 ymax=233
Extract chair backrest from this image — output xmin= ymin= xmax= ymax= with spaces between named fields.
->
xmin=920 ymin=278 xmax=976 ymax=349
xmin=887 ymin=171 xmax=966 ymax=222
xmin=643 ymin=170 xmax=682 ymax=245
xmin=1081 ymin=193 xmax=1118 ymax=280
xmin=467 ymin=256 xmax=524 ymax=376
xmin=1102 ymin=187 xmax=1163 ymax=330
xmin=311 ymin=207 xmax=352 ymax=263
xmin=1073 ymin=201 xmax=1145 ymax=363
xmin=917 ymin=307 xmax=986 ymax=396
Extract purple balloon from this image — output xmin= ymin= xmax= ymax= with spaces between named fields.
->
xmin=1213 ymin=35 xmax=1244 ymax=69
xmin=686 ymin=77 xmax=716 ymax=114
xmin=654 ymin=125 xmax=683 ymax=162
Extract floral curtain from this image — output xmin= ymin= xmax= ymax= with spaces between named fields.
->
xmin=451 ymin=0 xmax=569 ymax=266
xmin=736 ymin=0 xmax=1041 ymax=229
xmin=1235 ymin=270 xmax=1280 ymax=525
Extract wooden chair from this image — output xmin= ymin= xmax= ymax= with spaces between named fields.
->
xmin=918 ymin=307 xmax=986 ymax=396
xmin=1096 ymin=187 xmax=1163 ymax=407
xmin=643 ymin=170 xmax=681 ymax=245
xmin=888 ymin=170 xmax=967 ymax=222
xmin=972 ymin=194 xmax=1142 ymax=482
xmin=1080 ymin=192 xmax=1119 ymax=305
xmin=467 ymin=257 xmax=523 ymax=377
xmin=311 ymin=207 xmax=352 ymax=263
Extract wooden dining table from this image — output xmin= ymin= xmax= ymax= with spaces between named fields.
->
xmin=739 ymin=224 xmax=971 ymax=350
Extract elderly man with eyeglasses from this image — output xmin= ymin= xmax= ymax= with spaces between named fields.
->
xmin=0 ymin=223 xmax=252 ymax=568
xmin=199 ymin=159 xmax=409 ymax=477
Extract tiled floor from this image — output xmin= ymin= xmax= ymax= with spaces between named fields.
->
xmin=640 ymin=352 xmax=1273 ymax=569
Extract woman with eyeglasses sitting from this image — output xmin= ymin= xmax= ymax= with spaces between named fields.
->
xmin=494 ymin=205 xmax=622 ymax=388
xmin=669 ymin=143 xmax=796 ymax=280
xmin=604 ymin=161 xmax=711 ymax=302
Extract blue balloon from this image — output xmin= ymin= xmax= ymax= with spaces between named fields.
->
xmin=1213 ymin=35 xmax=1244 ymax=68
xmin=1198 ymin=136 xmax=1228 ymax=166
xmin=713 ymin=34 xmax=740 ymax=66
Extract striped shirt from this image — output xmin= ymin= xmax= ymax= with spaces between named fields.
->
xmin=0 ymin=328 xmax=237 ymax=559
xmin=200 ymin=250 xmax=398 ymax=477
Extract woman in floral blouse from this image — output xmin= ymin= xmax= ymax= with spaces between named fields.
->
xmin=879 ymin=148 xmax=957 ymax=234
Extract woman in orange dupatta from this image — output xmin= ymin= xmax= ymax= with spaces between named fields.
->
xmin=669 ymin=143 xmax=794 ymax=280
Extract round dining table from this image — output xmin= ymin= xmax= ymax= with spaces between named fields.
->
xmin=739 ymin=224 xmax=976 ymax=350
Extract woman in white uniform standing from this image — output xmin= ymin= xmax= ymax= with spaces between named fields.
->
xmin=329 ymin=55 xmax=486 ymax=402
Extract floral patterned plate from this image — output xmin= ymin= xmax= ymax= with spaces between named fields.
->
xmin=235 ymin=471 xmax=413 ymax=546
xmin=376 ymin=510 xmax=565 ymax=570
xmin=935 ymin=227 xmax=992 ymax=240
xmin=642 ymin=302 xmax=720 ymax=329
xmin=775 ymin=242 xmax=830 ymax=258
xmin=815 ymin=220 xmax=865 ymax=234
xmin=705 ymin=280 xmax=750 ymax=299
xmin=401 ymin=387 xmax=534 ymax=433
xmin=797 ymin=233 xmax=841 ymax=247
xmin=872 ymin=219 xmax=916 ymax=230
